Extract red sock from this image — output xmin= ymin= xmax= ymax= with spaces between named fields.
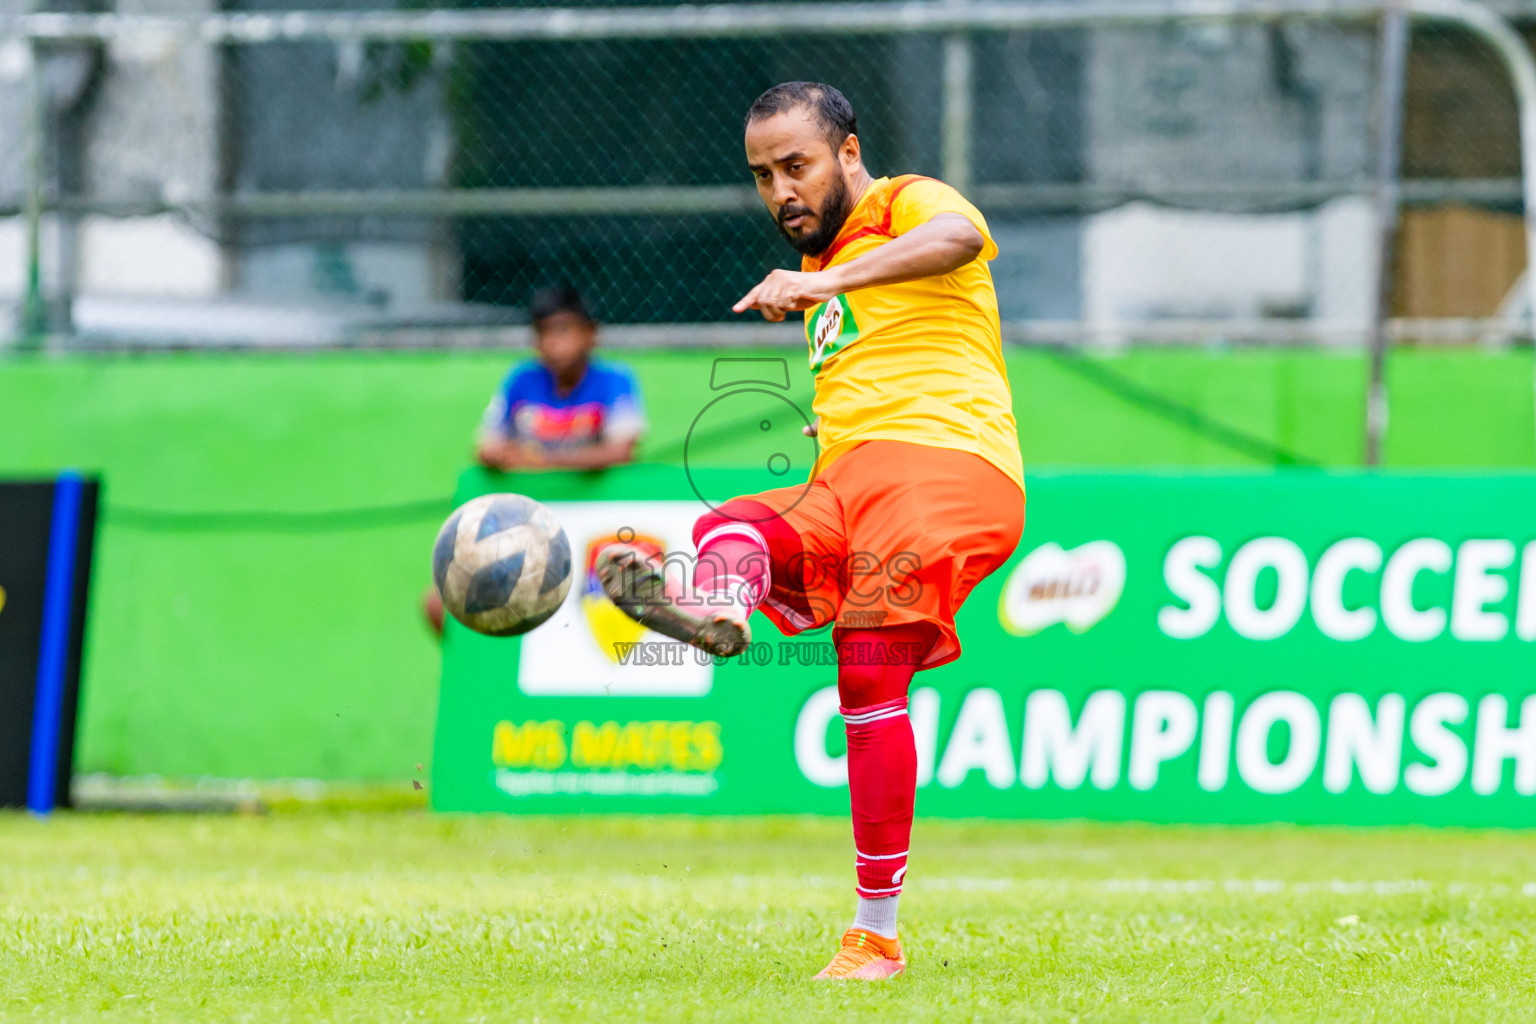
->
xmin=838 ymin=622 xmax=937 ymax=898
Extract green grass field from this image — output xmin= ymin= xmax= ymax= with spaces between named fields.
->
xmin=6 ymin=808 xmax=1536 ymax=1023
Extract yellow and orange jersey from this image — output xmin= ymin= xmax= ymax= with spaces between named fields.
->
xmin=801 ymin=174 xmax=1023 ymax=494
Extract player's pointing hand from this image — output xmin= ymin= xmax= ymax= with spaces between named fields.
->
xmin=733 ymin=269 xmax=839 ymax=322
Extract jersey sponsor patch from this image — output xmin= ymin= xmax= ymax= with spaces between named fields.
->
xmin=806 ymin=294 xmax=859 ymax=373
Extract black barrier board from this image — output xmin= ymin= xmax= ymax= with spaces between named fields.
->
xmin=0 ymin=479 xmax=98 ymax=808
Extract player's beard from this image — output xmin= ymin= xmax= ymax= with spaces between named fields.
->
xmin=776 ymin=172 xmax=853 ymax=257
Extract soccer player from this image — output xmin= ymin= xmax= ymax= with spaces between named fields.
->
xmin=598 ymin=82 xmax=1024 ymax=980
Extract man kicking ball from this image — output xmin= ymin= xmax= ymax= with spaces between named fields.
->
xmin=597 ymin=81 xmax=1025 ymax=980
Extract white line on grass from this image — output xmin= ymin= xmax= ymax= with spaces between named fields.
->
xmin=768 ymin=876 xmax=1536 ymax=896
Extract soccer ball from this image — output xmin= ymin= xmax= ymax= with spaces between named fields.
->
xmin=431 ymin=493 xmax=572 ymax=636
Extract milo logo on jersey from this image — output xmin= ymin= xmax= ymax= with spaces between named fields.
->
xmin=806 ymin=295 xmax=859 ymax=373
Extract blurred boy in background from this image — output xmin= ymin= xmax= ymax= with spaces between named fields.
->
xmin=424 ymin=285 xmax=646 ymax=634
xmin=476 ymin=285 xmax=646 ymax=471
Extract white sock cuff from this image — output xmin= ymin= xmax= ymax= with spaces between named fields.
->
xmin=841 ymin=705 xmax=908 ymax=727
xmin=697 ymin=522 xmax=768 ymax=552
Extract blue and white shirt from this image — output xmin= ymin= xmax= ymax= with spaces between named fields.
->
xmin=480 ymin=360 xmax=646 ymax=452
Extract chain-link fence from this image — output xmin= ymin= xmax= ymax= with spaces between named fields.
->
xmin=0 ymin=0 xmax=1531 ymax=354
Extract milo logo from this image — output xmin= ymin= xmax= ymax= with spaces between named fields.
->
xmin=998 ymin=541 xmax=1127 ymax=636
xmin=812 ymin=302 xmax=842 ymax=355
xmin=807 ymin=295 xmax=858 ymax=372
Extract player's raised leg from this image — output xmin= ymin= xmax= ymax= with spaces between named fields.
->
xmin=594 ymin=534 xmax=760 ymax=657
xmin=595 ymin=491 xmax=839 ymax=657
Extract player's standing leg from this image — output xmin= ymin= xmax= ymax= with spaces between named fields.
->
xmin=812 ymin=621 xmax=936 ymax=980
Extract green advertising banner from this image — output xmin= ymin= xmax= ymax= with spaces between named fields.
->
xmin=433 ymin=465 xmax=1536 ymax=826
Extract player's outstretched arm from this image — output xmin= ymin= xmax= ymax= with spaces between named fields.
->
xmin=824 ymin=212 xmax=984 ymax=293
xmin=733 ymin=213 xmax=983 ymax=321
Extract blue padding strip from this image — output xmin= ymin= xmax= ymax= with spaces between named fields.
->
xmin=27 ymin=471 xmax=83 ymax=815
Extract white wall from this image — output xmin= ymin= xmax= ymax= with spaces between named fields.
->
xmin=1081 ymin=197 xmax=1378 ymax=339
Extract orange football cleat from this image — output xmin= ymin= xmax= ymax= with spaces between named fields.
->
xmin=812 ymin=928 xmax=906 ymax=981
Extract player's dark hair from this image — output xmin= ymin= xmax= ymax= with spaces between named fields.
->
xmin=745 ymin=82 xmax=858 ymax=150
xmin=529 ymin=284 xmax=593 ymax=326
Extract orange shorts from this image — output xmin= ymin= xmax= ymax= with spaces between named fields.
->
xmin=698 ymin=440 xmax=1025 ymax=669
